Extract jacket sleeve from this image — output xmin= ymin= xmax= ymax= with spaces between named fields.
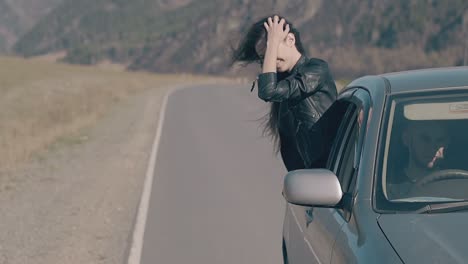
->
xmin=257 ymin=61 xmax=327 ymax=103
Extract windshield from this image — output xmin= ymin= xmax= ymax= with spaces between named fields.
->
xmin=380 ymin=91 xmax=468 ymax=209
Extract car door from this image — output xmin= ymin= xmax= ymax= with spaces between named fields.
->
xmin=286 ymin=88 xmax=368 ymax=264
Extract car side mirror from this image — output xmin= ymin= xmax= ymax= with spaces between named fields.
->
xmin=283 ymin=169 xmax=343 ymax=207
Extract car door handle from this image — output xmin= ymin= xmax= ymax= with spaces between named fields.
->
xmin=305 ymin=208 xmax=314 ymax=227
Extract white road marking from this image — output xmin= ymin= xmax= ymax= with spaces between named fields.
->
xmin=126 ymin=86 xmax=188 ymax=264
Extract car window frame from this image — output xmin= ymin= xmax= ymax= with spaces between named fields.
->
xmin=328 ymin=89 xmax=371 ymax=188
xmin=326 ymin=88 xmax=358 ymax=171
xmin=327 ymin=104 xmax=356 ymax=172
xmin=327 ymin=88 xmax=372 ymax=221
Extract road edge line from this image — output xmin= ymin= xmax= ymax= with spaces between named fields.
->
xmin=126 ymin=87 xmax=174 ymax=264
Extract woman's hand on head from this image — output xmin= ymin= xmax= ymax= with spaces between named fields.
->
xmin=263 ymin=15 xmax=290 ymax=47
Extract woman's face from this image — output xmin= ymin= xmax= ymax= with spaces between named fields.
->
xmin=255 ymin=35 xmax=295 ymax=73
xmin=276 ymin=41 xmax=293 ymax=72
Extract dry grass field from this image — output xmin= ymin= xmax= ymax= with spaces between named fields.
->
xmin=0 ymin=56 xmax=219 ymax=172
xmin=0 ymin=55 xmax=346 ymax=173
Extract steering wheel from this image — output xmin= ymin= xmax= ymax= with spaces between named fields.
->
xmin=415 ymin=169 xmax=468 ymax=187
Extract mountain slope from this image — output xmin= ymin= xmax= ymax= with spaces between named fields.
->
xmin=0 ymin=0 xmax=62 ymax=51
xmin=14 ymin=0 xmax=322 ymax=71
xmin=14 ymin=0 xmax=468 ymax=78
xmin=0 ymin=0 xmax=22 ymax=51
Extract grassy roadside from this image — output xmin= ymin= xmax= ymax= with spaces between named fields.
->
xmin=0 ymin=56 xmax=223 ymax=172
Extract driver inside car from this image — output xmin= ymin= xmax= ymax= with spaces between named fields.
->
xmin=387 ymin=121 xmax=450 ymax=199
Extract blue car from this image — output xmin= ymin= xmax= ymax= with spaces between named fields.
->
xmin=282 ymin=67 xmax=468 ymax=264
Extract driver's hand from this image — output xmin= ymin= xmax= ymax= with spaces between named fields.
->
xmin=428 ymin=147 xmax=445 ymax=168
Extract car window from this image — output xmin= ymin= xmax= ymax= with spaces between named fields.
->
xmin=327 ymin=103 xmax=355 ymax=171
xmin=306 ymin=99 xmax=350 ymax=168
xmin=308 ymin=88 xmax=369 ymax=194
xmin=332 ymin=108 xmax=359 ymax=193
xmin=325 ymin=91 xmax=371 ymax=191
xmin=323 ymin=101 xmax=366 ymax=221
xmin=338 ymin=120 xmax=359 ymax=192
xmin=377 ymin=91 xmax=468 ymax=211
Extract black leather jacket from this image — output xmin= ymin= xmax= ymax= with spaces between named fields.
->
xmin=257 ymin=55 xmax=337 ymax=169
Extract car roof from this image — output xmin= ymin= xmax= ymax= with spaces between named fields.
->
xmin=346 ymin=66 xmax=468 ymax=96
xmin=380 ymin=66 xmax=468 ymax=94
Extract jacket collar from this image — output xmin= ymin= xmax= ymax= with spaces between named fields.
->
xmin=289 ymin=54 xmax=307 ymax=74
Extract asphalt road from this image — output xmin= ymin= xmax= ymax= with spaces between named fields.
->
xmin=139 ymin=84 xmax=288 ymax=264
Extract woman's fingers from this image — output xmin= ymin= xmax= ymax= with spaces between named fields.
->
xmin=273 ymin=15 xmax=279 ymax=23
xmin=265 ymin=16 xmax=289 ymax=42
xmin=279 ymin=18 xmax=285 ymax=27
xmin=266 ymin=16 xmax=289 ymax=32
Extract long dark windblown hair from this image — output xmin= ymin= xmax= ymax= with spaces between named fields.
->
xmin=231 ymin=15 xmax=305 ymax=153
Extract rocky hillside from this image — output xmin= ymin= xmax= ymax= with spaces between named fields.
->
xmin=0 ymin=0 xmax=22 ymax=51
xmin=0 ymin=0 xmax=62 ymax=51
xmin=13 ymin=0 xmax=468 ymax=78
